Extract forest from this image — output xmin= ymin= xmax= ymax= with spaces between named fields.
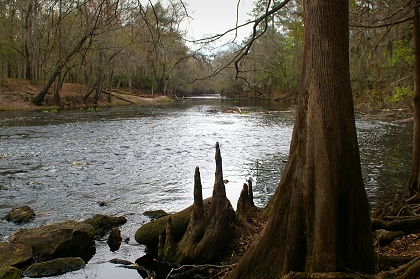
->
xmin=0 ymin=0 xmax=415 ymax=111
xmin=2 ymin=1 xmax=420 ymax=279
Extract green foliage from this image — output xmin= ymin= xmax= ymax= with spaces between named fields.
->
xmin=391 ymin=40 xmax=414 ymax=65
xmin=142 ymin=76 xmax=153 ymax=89
xmin=388 ymin=86 xmax=413 ymax=104
xmin=86 ymin=107 xmax=100 ymax=111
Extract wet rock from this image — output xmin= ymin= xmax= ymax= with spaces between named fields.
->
xmin=109 ymin=258 xmax=133 ymax=265
xmin=143 ymin=210 xmax=168 ymax=220
xmin=97 ymin=200 xmax=108 ymax=206
xmin=4 ymin=205 xmax=35 ymax=224
xmin=9 ymin=221 xmax=95 ymax=261
xmin=135 ymin=197 xmax=212 ymax=249
xmin=24 ymin=257 xmax=85 ymax=278
xmin=107 ymin=228 xmax=122 ymax=252
xmin=0 ymin=242 xmax=32 ymax=268
xmin=0 ymin=266 xmax=22 ymax=279
xmin=83 ymin=214 xmax=127 ymax=237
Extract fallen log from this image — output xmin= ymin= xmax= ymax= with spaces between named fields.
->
xmin=102 ymin=90 xmax=134 ymax=104
xmin=374 ymin=230 xmax=406 ymax=245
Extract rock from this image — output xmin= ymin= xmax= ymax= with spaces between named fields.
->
xmin=4 ymin=205 xmax=35 ymax=223
xmin=97 ymin=200 xmax=108 ymax=206
xmin=83 ymin=214 xmax=127 ymax=237
xmin=9 ymin=220 xmax=96 ymax=261
xmin=143 ymin=210 xmax=168 ymax=220
xmin=135 ymin=197 xmax=212 ymax=248
xmin=109 ymin=258 xmax=133 ymax=265
xmin=0 ymin=266 xmax=22 ymax=279
xmin=0 ymin=242 xmax=32 ymax=268
xmin=24 ymin=257 xmax=85 ymax=278
xmin=107 ymin=228 xmax=122 ymax=252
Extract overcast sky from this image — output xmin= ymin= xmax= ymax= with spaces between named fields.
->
xmin=181 ymin=0 xmax=255 ymax=41
xmin=137 ymin=0 xmax=256 ymax=52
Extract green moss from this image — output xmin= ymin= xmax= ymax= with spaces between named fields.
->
xmin=0 ymin=266 xmax=22 ymax=279
xmin=135 ymin=197 xmax=212 ymax=247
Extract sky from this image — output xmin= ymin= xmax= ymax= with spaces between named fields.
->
xmin=181 ymin=0 xmax=255 ymax=42
xmin=137 ymin=0 xmax=256 ymax=52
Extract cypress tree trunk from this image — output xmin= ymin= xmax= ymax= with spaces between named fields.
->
xmin=228 ymin=1 xmax=375 ymax=278
xmin=409 ymin=0 xmax=420 ymax=196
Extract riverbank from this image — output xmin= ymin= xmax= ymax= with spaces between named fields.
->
xmin=0 ymin=78 xmax=173 ymax=111
xmin=0 ymin=78 xmax=414 ymax=123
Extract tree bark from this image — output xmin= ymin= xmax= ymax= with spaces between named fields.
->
xmin=409 ymin=0 xmax=420 ymax=196
xmin=228 ymin=1 xmax=375 ymax=278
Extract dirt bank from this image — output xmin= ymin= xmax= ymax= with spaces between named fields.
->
xmin=0 ymin=78 xmax=173 ymax=111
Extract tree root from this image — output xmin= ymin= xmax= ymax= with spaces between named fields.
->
xmin=165 ymin=263 xmax=236 ymax=279
xmin=376 ymin=256 xmax=420 ymax=279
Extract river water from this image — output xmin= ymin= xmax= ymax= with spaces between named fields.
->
xmin=0 ymin=96 xmax=414 ymax=278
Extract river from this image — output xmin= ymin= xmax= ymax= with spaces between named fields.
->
xmin=0 ymin=95 xmax=413 ymax=278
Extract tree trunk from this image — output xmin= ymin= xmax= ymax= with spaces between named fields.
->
xmin=409 ymin=0 xmax=420 ymax=196
xmin=54 ymin=71 xmax=62 ymax=107
xmin=228 ymin=1 xmax=375 ymax=278
xmin=32 ymin=30 xmax=93 ymax=105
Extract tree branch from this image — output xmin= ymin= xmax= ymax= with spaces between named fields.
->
xmin=190 ymin=0 xmax=291 ymax=84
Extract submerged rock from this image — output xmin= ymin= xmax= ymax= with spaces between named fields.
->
xmin=9 ymin=220 xmax=96 ymax=261
xmin=0 ymin=242 xmax=32 ymax=268
xmin=83 ymin=214 xmax=127 ymax=237
xmin=24 ymin=257 xmax=85 ymax=278
xmin=4 ymin=205 xmax=35 ymax=224
xmin=107 ymin=228 xmax=122 ymax=252
xmin=143 ymin=210 xmax=168 ymax=220
xmin=0 ymin=266 xmax=22 ymax=279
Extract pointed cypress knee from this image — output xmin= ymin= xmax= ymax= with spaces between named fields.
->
xmin=192 ymin=166 xmax=204 ymax=221
xmin=237 ymin=183 xmax=249 ymax=222
xmin=213 ymin=142 xmax=226 ymax=198
xmin=158 ymin=235 xmax=164 ymax=259
xmin=247 ymin=178 xmax=255 ymax=207
xmin=164 ymin=216 xmax=175 ymax=258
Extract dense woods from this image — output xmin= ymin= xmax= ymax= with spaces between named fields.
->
xmin=0 ymin=0 xmax=415 ymax=109
xmin=2 ymin=1 xmax=420 ymax=279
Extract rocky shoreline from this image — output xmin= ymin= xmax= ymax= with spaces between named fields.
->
xmin=1 ymin=207 xmax=127 ymax=278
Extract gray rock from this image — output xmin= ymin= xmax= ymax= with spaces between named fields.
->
xmin=0 ymin=242 xmax=32 ymax=268
xmin=24 ymin=257 xmax=85 ymax=278
xmin=82 ymin=214 xmax=127 ymax=237
xmin=4 ymin=205 xmax=35 ymax=223
xmin=10 ymin=220 xmax=95 ymax=261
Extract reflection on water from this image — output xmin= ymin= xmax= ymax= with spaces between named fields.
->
xmin=0 ymin=96 xmax=413 ymax=278
xmin=357 ymin=118 xmax=413 ymax=204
